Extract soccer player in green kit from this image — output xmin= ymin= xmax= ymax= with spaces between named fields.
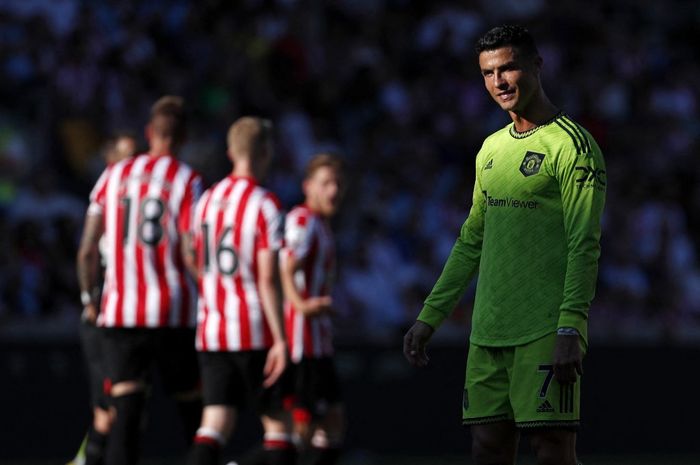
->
xmin=403 ymin=25 xmax=606 ymax=465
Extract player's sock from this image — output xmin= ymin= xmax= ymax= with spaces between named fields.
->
xmin=105 ymin=391 xmax=145 ymax=465
xmin=66 ymin=433 xmax=88 ymax=465
xmin=263 ymin=432 xmax=296 ymax=465
xmin=309 ymin=432 xmax=341 ymax=465
xmin=175 ymin=397 xmax=203 ymax=445
xmin=236 ymin=444 xmax=267 ymax=465
xmin=189 ymin=427 xmax=225 ymax=465
xmin=84 ymin=426 xmax=108 ymax=465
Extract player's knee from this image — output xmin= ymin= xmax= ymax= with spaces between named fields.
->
xmin=110 ymin=380 xmax=146 ymax=397
xmin=199 ymin=405 xmax=236 ymax=440
xmin=530 ymin=430 xmax=576 ymax=465
xmin=93 ymin=406 xmax=114 ymax=434
xmin=471 ymin=438 xmax=511 ymax=465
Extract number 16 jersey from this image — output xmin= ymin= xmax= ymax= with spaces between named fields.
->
xmin=88 ymin=154 xmax=203 ymax=329
xmin=191 ymin=175 xmax=283 ymax=352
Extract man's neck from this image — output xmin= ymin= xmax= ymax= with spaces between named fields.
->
xmin=509 ymin=96 xmax=559 ymax=133
xmin=148 ymin=141 xmax=175 ymax=158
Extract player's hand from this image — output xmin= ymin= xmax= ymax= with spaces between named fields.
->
xmin=403 ymin=320 xmax=434 ymax=368
xmin=262 ymin=340 xmax=287 ymax=388
xmin=81 ymin=303 xmax=98 ymax=324
xmin=301 ymin=296 xmax=333 ymax=316
xmin=552 ymin=334 xmax=583 ymax=385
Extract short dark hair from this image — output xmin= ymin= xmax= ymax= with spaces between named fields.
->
xmin=475 ymin=25 xmax=539 ymax=58
xmin=149 ymin=95 xmax=187 ymax=146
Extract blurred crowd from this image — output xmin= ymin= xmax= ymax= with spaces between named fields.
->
xmin=1 ymin=0 xmax=699 ymax=343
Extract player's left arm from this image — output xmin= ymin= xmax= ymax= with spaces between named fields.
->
xmin=76 ymin=211 xmax=104 ymax=323
xmin=553 ymin=135 xmax=607 ymax=383
xmin=178 ymin=173 xmax=203 ymax=279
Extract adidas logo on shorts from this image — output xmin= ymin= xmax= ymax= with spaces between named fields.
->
xmin=537 ymin=400 xmax=554 ymax=413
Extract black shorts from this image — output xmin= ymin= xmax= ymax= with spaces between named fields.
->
xmin=199 ymin=350 xmax=291 ymax=414
xmin=101 ymin=327 xmax=200 ymax=396
xmin=79 ymin=322 xmax=109 ymax=409
xmin=292 ymin=357 xmax=342 ymax=417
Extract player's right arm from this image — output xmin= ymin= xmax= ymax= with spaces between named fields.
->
xmin=256 ymin=196 xmax=287 ymax=387
xmin=77 ymin=168 xmax=111 ymax=323
xmin=281 ymin=211 xmax=332 ymax=317
xmin=404 ymin=152 xmax=487 ymax=366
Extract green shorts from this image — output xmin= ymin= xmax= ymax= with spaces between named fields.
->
xmin=462 ymin=332 xmax=583 ymax=428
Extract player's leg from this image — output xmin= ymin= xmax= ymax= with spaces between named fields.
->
xmin=260 ymin=413 xmax=296 ymax=465
xmin=189 ymin=351 xmax=242 ymax=465
xmin=529 ymin=428 xmax=577 ymax=465
xmin=158 ymin=328 xmax=203 ymax=443
xmin=463 ymin=344 xmax=518 ymax=465
xmin=306 ymin=358 xmax=344 ymax=465
xmin=255 ymin=350 xmax=296 ymax=465
xmin=509 ymin=332 xmax=584 ymax=465
xmin=102 ymin=328 xmax=150 ymax=465
xmin=190 ymin=405 xmax=236 ymax=465
xmin=308 ymin=403 xmax=344 ymax=465
xmin=69 ymin=322 xmax=113 ymax=465
xmin=471 ymin=422 xmax=519 ymax=465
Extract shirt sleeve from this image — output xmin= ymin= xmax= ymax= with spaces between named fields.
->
xmin=178 ymin=172 xmax=203 ymax=235
xmin=256 ymin=193 xmax=284 ymax=252
xmin=554 ymin=137 xmax=606 ymax=345
xmin=285 ymin=210 xmax=312 ymax=261
xmin=417 ymin=153 xmax=486 ymax=330
xmin=87 ymin=167 xmax=111 ymax=216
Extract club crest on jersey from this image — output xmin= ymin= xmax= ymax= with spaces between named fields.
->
xmin=520 ymin=151 xmax=545 ymax=177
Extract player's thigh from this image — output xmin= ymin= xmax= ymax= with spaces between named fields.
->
xmin=155 ymin=328 xmax=200 ymax=396
xmin=255 ymin=350 xmax=294 ymax=418
xmin=529 ymin=427 xmax=577 ymax=465
xmin=463 ymin=343 xmax=514 ymax=425
xmin=510 ymin=332 xmax=584 ymax=428
xmin=296 ymin=358 xmax=342 ymax=419
xmin=198 ymin=351 xmax=249 ymax=410
xmin=470 ymin=421 xmax=519 ymax=463
xmin=101 ymin=328 xmax=152 ymax=388
xmin=80 ymin=322 xmax=110 ymax=408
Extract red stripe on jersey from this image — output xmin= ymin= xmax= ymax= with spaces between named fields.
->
xmin=234 ymin=183 xmax=256 ymax=350
xmin=301 ymin=234 xmax=318 ymax=356
xmin=134 ymin=159 xmax=154 ymax=326
xmin=114 ymin=161 xmax=135 ymax=327
xmin=196 ymin=190 xmax=215 ymax=351
xmin=216 ymin=182 xmax=236 ymax=351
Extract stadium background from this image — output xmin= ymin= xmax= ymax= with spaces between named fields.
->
xmin=0 ymin=0 xmax=698 ymax=463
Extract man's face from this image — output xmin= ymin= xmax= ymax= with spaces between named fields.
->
xmin=305 ymin=166 xmax=342 ymax=218
xmin=479 ymin=46 xmax=541 ymax=114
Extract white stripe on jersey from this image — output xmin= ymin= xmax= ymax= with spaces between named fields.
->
xmin=101 ymin=161 xmax=125 ymax=327
xmin=122 ymin=156 xmax=149 ymax=327
xmin=239 ymin=188 xmax=265 ymax=349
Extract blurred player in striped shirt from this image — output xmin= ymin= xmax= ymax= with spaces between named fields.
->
xmin=77 ymin=96 xmax=203 ymax=465
xmin=281 ymin=154 xmax=344 ymax=465
xmin=70 ymin=133 xmax=136 ymax=465
xmin=189 ymin=117 xmax=292 ymax=465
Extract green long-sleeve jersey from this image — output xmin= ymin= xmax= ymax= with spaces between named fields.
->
xmin=418 ymin=113 xmax=606 ymax=347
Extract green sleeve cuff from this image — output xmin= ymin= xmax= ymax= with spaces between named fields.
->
xmin=417 ymin=304 xmax=448 ymax=331
xmin=557 ymin=308 xmax=588 ymax=347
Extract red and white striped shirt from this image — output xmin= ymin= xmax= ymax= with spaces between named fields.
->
xmin=88 ymin=154 xmax=202 ymax=328
xmin=192 ymin=176 xmax=283 ymax=352
xmin=283 ymin=205 xmax=336 ymax=362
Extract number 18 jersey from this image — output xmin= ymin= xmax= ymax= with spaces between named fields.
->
xmin=192 ymin=175 xmax=283 ymax=352
xmin=88 ymin=154 xmax=203 ymax=329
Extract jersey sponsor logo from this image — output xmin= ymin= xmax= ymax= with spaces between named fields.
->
xmin=575 ymin=166 xmax=606 ymax=190
xmin=484 ymin=159 xmax=493 ymax=170
xmin=483 ymin=192 xmax=539 ymax=210
xmin=520 ymin=151 xmax=545 ymax=177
